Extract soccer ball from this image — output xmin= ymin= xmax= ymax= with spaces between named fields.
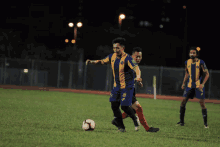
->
xmin=82 ymin=119 xmax=95 ymax=131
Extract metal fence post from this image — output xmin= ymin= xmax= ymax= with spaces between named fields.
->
xmin=159 ymin=66 xmax=163 ymax=95
xmin=31 ymin=59 xmax=34 ymax=86
xmin=108 ymin=64 xmax=113 ymax=91
xmin=19 ymin=69 xmax=22 ymax=86
xmin=105 ymin=65 xmax=109 ymax=91
xmin=4 ymin=58 xmax=7 ymax=84
xmin=57 ymin=61 xmax=61 ymax=88
xmin=68 ymin=61 xmax=73 ymax=89
xmin=83 ymin=62 xmax=87 ymax=89
xmin=35 ymin=61 xmax=38 ymax=86
xmin=208 ymin=69 xmax=212 ymax=99
xmin=1 ymin=59 xmax=3 ymax=84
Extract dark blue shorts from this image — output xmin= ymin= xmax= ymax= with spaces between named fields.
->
xmin=183 ymin=87 xmax=205 ymax=99
xmin=109 ymin=86 xmax=134 ymax=106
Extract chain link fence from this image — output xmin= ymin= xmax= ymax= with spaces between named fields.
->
xmin=0 ymin=58 xmax=219 ymax=100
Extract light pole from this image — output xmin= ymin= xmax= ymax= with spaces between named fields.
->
xmin=68 ymin=22 xmax=83 ymax=44
xmin=183 ymin=5 xmax=187 ymax=64
xmin=118 ymin=14 xmax=126 ymax=35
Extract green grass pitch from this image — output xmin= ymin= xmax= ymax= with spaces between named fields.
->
xmin=0 ymin=89 xmax=220 ymax=147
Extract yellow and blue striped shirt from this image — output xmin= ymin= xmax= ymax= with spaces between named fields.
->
xmin=186 ymin=59 xmax=208 ymax=88
xmin=102 ymin=52 xmax=138 ymax=89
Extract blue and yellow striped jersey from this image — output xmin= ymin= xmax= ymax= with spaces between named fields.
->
xmin=102 ymin=52 xmax=138 ymax=89
xmin=185 ymin=59 xmax=208 ymax=88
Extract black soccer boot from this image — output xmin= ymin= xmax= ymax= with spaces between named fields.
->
xmin=147 ymin=127 xmax=160 ymax=132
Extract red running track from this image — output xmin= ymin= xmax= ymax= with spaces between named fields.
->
xmin=1 ymin=85 xmax=220 ymax=104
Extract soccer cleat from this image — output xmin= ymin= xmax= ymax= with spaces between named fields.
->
xmin=117 ymin=128 xmax=126 ymax=132
xmin=135 ymin=126 xmax=140 ymax=131
xmin=147 ymin=127 xmax=159 ymax=132
xmin=176 ymin=122 xmax=185 ymax=126
xmin=204 ymin=125 xmax=209 ymax=128
xmin=112 ymin=119 xmax=120 ymax=129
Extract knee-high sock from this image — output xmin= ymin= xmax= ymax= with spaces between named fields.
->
xmin=202 ymin=108 xmax=207 ymax=125
xmin=180 ymin=106 xmax=186 ymax=123
xmin=122 ymin=112 xmax=128 ymax=119
xmin=121 ymin=105 xmax=138 ymax=126
xmin=111 ymin=102 xmax=125 ymax=129
xmin=136 ymin=104 xmax=150 ymax=131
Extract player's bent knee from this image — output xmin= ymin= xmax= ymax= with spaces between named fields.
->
xmin=131 ymin=103 xmax=138 ymax=110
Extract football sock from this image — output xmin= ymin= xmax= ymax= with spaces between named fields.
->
xmin=136 ymin=104 xmax=150 ymax=131
xmin=121 ymin=105 xmax=139 ymax=126
xmin=133 ymin=108 xmax=136 ymax=114
xmin=202 ymin=108 xmax=207 ymax=125
xmin=111 ymin=102 xmax=125 ymax=129
xmin=180 ymin=106 xmax=186 ymax=123
xmin=122 ymin=112 xmax=128 ymax=119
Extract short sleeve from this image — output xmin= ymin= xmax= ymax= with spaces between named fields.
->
xmin=127 ymin=55 xmax=137 ymax=69
xmin=101 ymin=54 xmax=112 ymax=64
xmin=200 ymin=60 xmax=208 ymax=71
xmin=185 ymin=60 xmax=188 ymax=73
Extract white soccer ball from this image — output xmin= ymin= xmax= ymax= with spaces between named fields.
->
xmin=82 ymin=119 xmax=95 ymax=131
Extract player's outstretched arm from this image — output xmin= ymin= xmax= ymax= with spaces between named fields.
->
xmin=86 ymin=59 xmax=102 ymax=65
xmin=86 ymin=54 xmax=111 ymax=65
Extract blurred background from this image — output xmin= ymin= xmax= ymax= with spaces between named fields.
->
xmin=0 ymin=1 xmax=219 ymax=99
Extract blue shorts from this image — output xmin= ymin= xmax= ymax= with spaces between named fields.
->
xmin=183 ymin=87 xmax=205 ymax=99
xmin=109 ymin=86 xmax=134 ymax=106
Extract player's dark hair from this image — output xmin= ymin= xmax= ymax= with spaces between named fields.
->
xmin=189 ymin=46 xmax=200 ymax=57
xmin=132 ymin=47 xmax=142 ymax=55
xmin=112 ymin=37 xmax=126 ymax=47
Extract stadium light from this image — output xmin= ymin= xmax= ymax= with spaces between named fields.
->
xmin=119 ymin=14 xmax=126 ymax=20
xmin=71 ymin=39 xmax=76 ymax=44
xmin=68 ymin=22 xmax=74 ymax=27
xmin=65 ymin=39 xmax=69 ymax=43
xmin=119 ymin=13 xmax=126 ymax=29
xmin=77 ymin=22 xmax=83 ymax=28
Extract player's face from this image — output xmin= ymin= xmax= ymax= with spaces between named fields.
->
xmin=132 ymin=51 xmax=142 ymax=64
xmin=189 ymin=50 xmax=197 ymax=59
xmin=113 ymin=43 xmax=124 ymax=56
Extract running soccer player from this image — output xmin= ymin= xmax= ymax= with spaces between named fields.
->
xmin=86 ymin=37 xmax=141 ymax=132
xmin=112 ymin=47 xmax=159 ymax=132
xmin=177 ymin=47 xmax=209 ymax=128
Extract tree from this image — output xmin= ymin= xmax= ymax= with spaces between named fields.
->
xmin=96 ymin=45 xmax=112 ymax=59
xmin=1 ymin=29 xmax=22 ymax=58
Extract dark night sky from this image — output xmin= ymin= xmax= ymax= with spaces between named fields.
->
xmin=0 ymin=1 xmax=219 ymax=70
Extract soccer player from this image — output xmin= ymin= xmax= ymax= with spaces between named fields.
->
xmin=112 ymin=47 xmax=159 ymax=132
xmin=177 ymin=47 xmax=209 ymax=128
xmin=86 ymin=37 xmax=141 ymax=132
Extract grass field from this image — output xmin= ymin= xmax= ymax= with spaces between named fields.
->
xmin=0 ymin=89 xmax=220 ymax=147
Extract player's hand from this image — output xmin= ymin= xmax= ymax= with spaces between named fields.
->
xmin=198 ymin=84 xmax=204 ymax=91
xmin=181 ymin=84 xmax=185 ymax=90
xmin=137 ymin=81 xmax=143 ymax=88
xmin=136 ymin=78 xmax=143 ymax=88
xmin=86 ymin=59 xmax=91 ymax=65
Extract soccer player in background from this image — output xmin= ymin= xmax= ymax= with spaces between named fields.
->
xmin=112 ymin=47 xmax=159 ymax=132
xmin=86 ymin=37 xmax=141 ymax=132
xmin=177 ymin=47 xmax=209 ymax=128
